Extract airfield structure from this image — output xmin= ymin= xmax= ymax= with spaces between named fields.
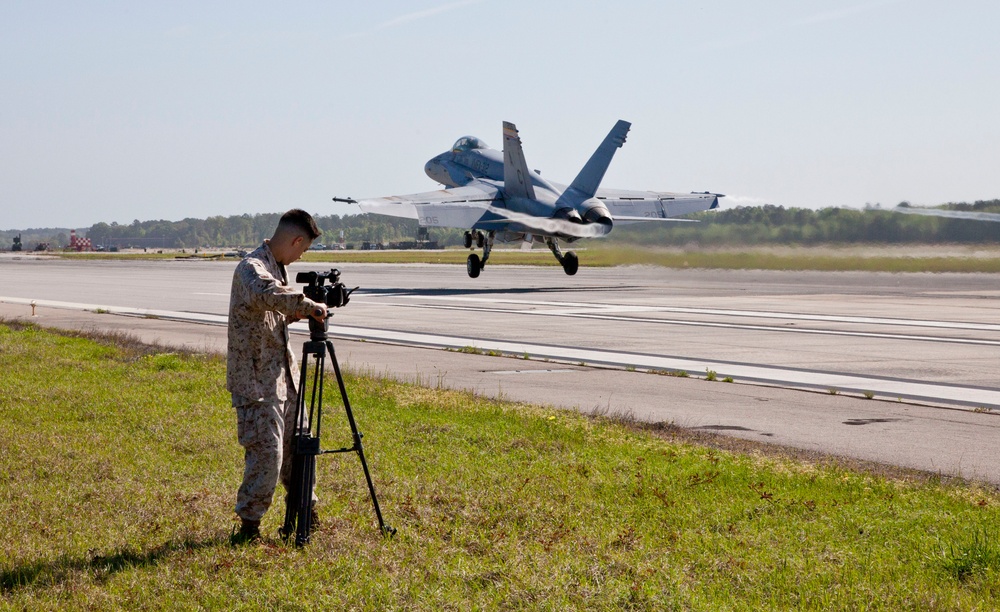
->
xmin=68 ymin=229 xmax=93 ymax=252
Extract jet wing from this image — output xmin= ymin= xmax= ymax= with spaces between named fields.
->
xmin=357 ymin=181 xmax=605 ymax=239
xmin=597 ymin=189 xmax=721 ymax=222
xmin=893 ymin=206 xmax=1000 ymax=222
xmin=357 ymin=183 xmax=502 ymax=228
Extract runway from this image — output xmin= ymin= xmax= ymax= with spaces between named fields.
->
xmin=2 ymin=254 xmax=999 ymax=483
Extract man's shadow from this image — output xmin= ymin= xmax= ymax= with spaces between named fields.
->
xmin=2 ymin=533 xmax=230 ymax=594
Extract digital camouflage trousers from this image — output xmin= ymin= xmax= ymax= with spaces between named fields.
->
xmin=234 ymin=389 xmax=317 ymax=522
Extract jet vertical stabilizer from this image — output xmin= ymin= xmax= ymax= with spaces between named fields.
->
xmin=502 ymin=122 xmax=536 ymax=200
xmin=567 ymin=120 xmax=631 ymax=199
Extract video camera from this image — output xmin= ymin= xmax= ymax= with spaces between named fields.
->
xmin=296 ymin=269 xmax=357 ymax=310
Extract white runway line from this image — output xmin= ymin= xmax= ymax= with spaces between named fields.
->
xmin=376 ymin=294 xmax=1000 ymax=332
xmin=323 ymin=323 xmax=1000 ymax=410
xmin=368 ymin=300 xmax=1000 ymax=347
xmin=4 ymin=296 xmax=996 ymax=411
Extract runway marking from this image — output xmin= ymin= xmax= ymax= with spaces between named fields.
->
xmin=371 ymin=294 xmax=1000 ymax=332
xmin=490 ymin=369 xmax=580 ymax=375
xmin=366 ymin=301 xmax=1000 ymax=347
xmin=320 ymin=322 xmax=1000 ymax=410
xmin=5 ymin=296 xmax=998 ymax=410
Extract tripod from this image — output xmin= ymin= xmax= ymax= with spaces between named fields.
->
xmin=282 ymin=316 xmax=394 ymax=546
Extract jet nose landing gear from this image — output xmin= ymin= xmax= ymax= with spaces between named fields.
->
xmin=463 ymin=230 xmax=486 ymax=250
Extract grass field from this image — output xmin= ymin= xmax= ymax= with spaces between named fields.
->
xmin=2 ymin=322 xmax=1000 ymax=609
xmin=51 ymin=243 xmax=1000 ymax=274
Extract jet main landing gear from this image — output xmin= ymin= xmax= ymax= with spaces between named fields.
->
xmin=464 ymin=230 xmax=493 ymax=278
xmin=545 ymin=237 xmax=579 ymax=275
xmin=466 ymin=253 xmax=481 ymax=278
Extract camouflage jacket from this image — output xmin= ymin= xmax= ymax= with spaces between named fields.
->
xmin=226 ymin=241 xmax=318 ymax=404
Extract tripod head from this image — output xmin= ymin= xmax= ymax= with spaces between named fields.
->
xmin=297 ymin=269 xmax=358 ymax=341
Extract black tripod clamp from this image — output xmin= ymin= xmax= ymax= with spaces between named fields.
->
xmin=282 ymin=316 xmax=395 ymax=546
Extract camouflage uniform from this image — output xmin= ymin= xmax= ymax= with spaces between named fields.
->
xmin=227 ymin=241 xmax=320 ymax=522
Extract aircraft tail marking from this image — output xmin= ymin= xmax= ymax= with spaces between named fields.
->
xmin=568 ymin=120 xmax=631 ymax=199
xmin=502 ymin=121 xmax=536 ymax=200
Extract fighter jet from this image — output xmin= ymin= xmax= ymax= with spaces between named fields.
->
xmin=350 ymin=120 xmax=722 ymax=278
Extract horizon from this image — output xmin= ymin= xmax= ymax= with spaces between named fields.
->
xmin=3 ymin=2 xmax=999 ymax=229
xmin=6 ymin=199 xmax=998 ymax=235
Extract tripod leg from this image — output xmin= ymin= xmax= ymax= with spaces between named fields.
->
xmin=282 ymin=351 xmax=310 ymax=540
xmin=283 ymin=342 xmax=323 ymax=545
xmin=294 ymin=453 xmax=315 ymax=546
xmin=326 ymin=340 xmax=395 ymax=536
xmin=281 ymin=447 xmax=304 ymax=540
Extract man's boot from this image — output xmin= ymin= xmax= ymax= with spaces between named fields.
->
xmin=230 ymin=518 xmax=261 ymax=545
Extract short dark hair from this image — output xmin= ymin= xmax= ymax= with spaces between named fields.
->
xmin=277 ymin=209 xmax=321 ymax=240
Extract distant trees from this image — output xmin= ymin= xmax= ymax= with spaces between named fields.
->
xmin=608 ymin=201 xmax=1000 ymax=247
xmin=75 ymin=213 xmax=439 ymax=250
xmin=1 ymin=200 xmax=997 ymax=251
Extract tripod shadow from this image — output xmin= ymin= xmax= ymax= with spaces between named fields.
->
xmin=1 ymin=533 xmax=229 ymax=594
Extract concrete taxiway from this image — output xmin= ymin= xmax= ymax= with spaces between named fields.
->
xmin=1 ymin=255 xmax=998 ymax=485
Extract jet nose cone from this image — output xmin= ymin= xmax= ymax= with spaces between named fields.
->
xmin=424 ymin=159 xmax=447 ymax=184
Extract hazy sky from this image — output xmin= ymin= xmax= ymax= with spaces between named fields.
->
xmin=3 ymin=1 xmax=998 ymax=230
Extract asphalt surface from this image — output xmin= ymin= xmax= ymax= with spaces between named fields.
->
xmin=2 ymin=253 xmax=998 ymax=485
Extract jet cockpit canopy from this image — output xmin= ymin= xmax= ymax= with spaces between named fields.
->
xmin=451 ymin=136 xmax=489 ymax=152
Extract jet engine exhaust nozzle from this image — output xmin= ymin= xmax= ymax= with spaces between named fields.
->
xmin=581 ymin=203 xmax=613 ymax=236
xmin=553 ymin=207 xmax=584 ymax=223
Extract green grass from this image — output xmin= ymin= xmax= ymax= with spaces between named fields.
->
xmin=54 ymin=244 xmax=1000 ymax=273
xmin=2 ymin=322 xmax=1000 ymax=609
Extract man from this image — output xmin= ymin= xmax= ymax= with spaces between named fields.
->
xmin=227 ymin=208 xmax=327 ymax=542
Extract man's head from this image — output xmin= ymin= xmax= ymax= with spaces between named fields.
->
xmin=270 ymin=209 xmax=321 ymax=265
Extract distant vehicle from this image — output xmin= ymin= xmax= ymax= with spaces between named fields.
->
xmin=350 ymin=120 xmax=721 ymax=278
xmin=310 ymin=243 xmax=328 ymax=250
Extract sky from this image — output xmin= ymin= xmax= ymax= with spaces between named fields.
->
xmin=2 ymin=1 xmax=999 ymax=230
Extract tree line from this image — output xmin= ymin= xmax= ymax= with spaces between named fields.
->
xmin=2 ymin=200 xmax=997 ymax=251
xmin=0 ymin=213 xmax=433 ymax=251
xmin=607 ymin=200 xmax=1000 ymax=247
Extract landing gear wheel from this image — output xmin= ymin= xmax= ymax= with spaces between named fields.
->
xmin=476 ymin=231 xmax=485 ymax=249
xmin=463 ymin=232 xmax=473 ymax=249
xmin=467 ymin=253 xmax=482 ymax=278
xmin=562 ymin=251 xmax=579 ymax=276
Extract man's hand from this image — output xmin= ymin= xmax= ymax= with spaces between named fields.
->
xmin=310 ymin=303 xmax=328 ymax=321
xmin=288 ymin=301 xmax=327 ymax=323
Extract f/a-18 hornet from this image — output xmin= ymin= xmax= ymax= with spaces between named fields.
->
xmin=348 ymin=120 xmax=722 ymax=278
